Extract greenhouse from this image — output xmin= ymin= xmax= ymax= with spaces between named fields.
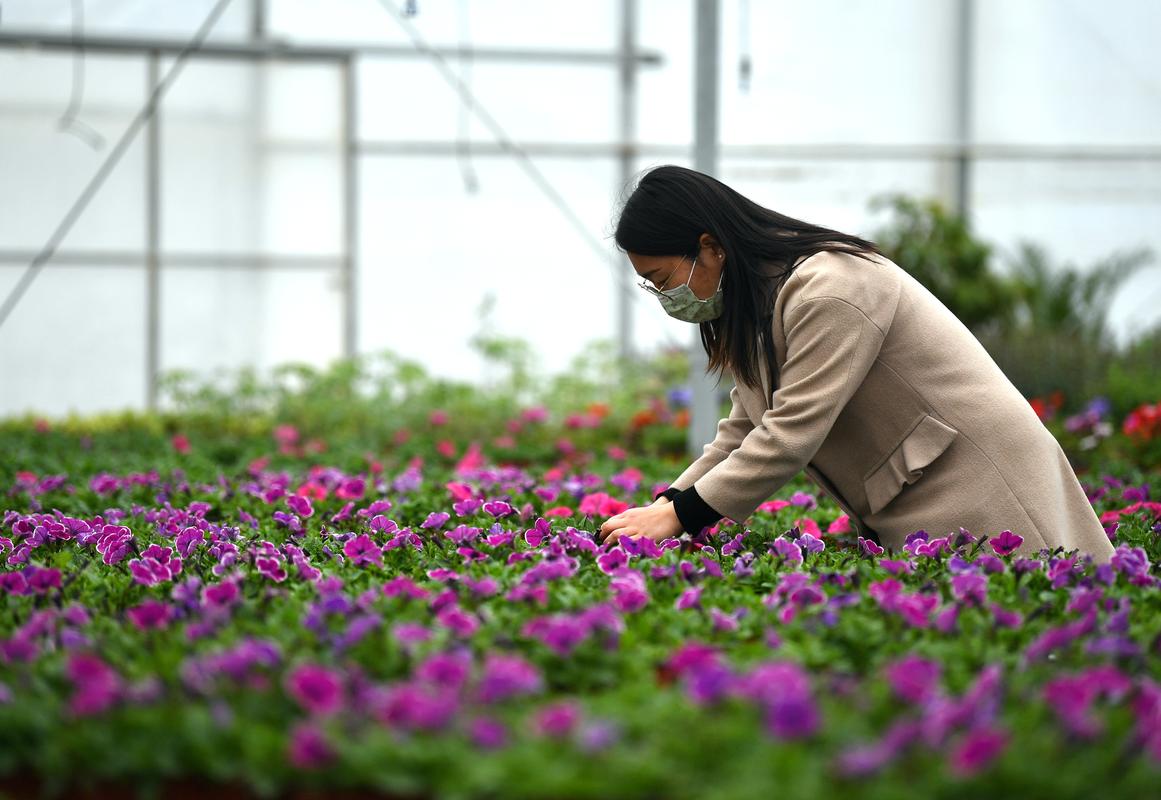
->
xmin=1 ymin=1 xmax=1160 ymax=798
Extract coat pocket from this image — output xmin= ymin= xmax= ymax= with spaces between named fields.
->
xmin=862 ymin=414 xmax=960 ymax=516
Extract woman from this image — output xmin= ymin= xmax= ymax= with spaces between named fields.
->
xmin=596 ymin=165 xmax=1115 ymax=565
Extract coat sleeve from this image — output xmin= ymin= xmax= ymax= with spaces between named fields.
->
xmin=687 ymin=295 xmax=888 ymax=526
xmin=653 ymin=383 xmax=755 ymax=499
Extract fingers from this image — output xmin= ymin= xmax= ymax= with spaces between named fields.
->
xmin=599 ymin=528 xmax=638 ymax=545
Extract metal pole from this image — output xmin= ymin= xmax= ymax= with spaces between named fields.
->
xmin=250 ymin=0 xmax=266 ymax=39
xmin=342 ymin=56 xmax=358 ymax=359
xmin=616 ymin=0 xmax=637 ymax=366
xmin=954 ymin=0 xmax=974 ymax=223
xmin=689 ymin=0 xmax=720 ymax=460
xmin=145 ymin=52 xmax=161 ymax=412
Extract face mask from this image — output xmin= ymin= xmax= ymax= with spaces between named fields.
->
xmin=656 ymin=254 xmax=724 ymax=323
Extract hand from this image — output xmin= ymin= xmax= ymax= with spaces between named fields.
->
xmin=598 ymin=499 xmax=684 ymax=545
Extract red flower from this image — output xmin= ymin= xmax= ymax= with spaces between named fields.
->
xmin=578 ymin=492 xmax=629 ymax=517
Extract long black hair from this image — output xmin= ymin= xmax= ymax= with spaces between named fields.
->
xmin=612 ymin=164 xmax=884 ymax=396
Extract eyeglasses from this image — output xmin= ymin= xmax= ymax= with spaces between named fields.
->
xmin=636 ymin=257 xmax=686 ymax=297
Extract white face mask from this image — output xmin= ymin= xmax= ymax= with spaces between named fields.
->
xmin=655 ymin=255 xmax=724 ymax=323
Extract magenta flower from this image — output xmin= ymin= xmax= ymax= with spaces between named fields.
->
xmin=483 ymin=500 xmax=515 ymax=518
xmin=532 ymin=700 xmax=581 ymax=738
xmin=255 ymin=552 xmax=288 ymax=582
xmin=202 ymin=579 xmax=241 ymax=608
xmin=95 ymin=525 xmax=134 ymax=565
xmin=436 ymin=604 xmax=480 ymax=638
xmin=128 ymin=545 xmax=183 ymax=586
xmin=335 ymin=477 xmax=365 ymax=500
xmin=468 ymin=715 xmax=508 ymax=749
xmin=835 ymin=727 xmax=907 ymax=776
xmin=597 ymin=546 xmax=628 ymax=574
xmin=522 ymin=614 xmax=591 ymax=657
xmin=675 ymin=585 xmax=703 ymax=611
xmin=126 ymin=599 xmax=173 ymax=631
xmin=285 ymin=663 xmax=345 ymax=716
xmin=415 ymin=650 xmax=472 ymax=692
xmin=453 ymin=498 xmax=484 ymax=516
xmin=382 ymin=576 xmax=431 ymax=601
xmin=1042 ymin=665 xmax=1133 ymax=738
xmin=342 ymin=534 xmax=383 ymax=568
xmin=950 ymin=573 xmax=988 ymax=606
xmin=883 ymin=654 xmax=943 ymax=705
xmin=711 ymin=607 xmax=746 ymax=632
xmin=421 ymin=511 xmax=451 ymax=529
xmin=665 ymin=642 xmax=722 ymax=679
xmin=174 ymin=526 xmax=205 ymax=559
xmin=988 ymin=603 xmax=1023 ymax=628
xmin=788 ymin=491 xmax=817 ymax=509
xmin=736 ymin=662 xmax=819 ymax=740
xmin=391 ymin=621 xmax=432 ymax=650
xmin=25 ymin=566 xmax=61 ymax=594
xmin=947 ymin=725 xmax=1009 ymax=777
xmin=287 ymin=495 xmax=314 ymax=518
xmin=609 ymin=569 xmax=649 ymax=613
xmin=0 ymin=572 xmax=29 ymax=596
xmin=288 ymin=721 xmax=334 ymax=769
xmin=770 ymin=536 xmax=803 ymax=565
xmin=475 ymin=653 xmax=543 ymax=703
xmin=373 ymin=681 xmax=459 ymax=731
xmin=66 ymin=653 xmax=122 ymax=717
xmin=988 ymin=529 xmax=1024 ymax=557
xmin=1110 ymin=545 xmax=1150 ymax=581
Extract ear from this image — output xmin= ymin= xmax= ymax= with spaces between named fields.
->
xmin=699 ymin=232 xmax=724 ymax=262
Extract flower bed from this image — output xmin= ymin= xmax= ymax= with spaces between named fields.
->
xmin=2 ymin=429 xmax=1161 ymax=798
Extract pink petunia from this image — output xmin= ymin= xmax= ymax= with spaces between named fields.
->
xmin=988 ymin=530 xmax=1024 ymax=557
xmin=126 ymin=599 xmax=173 ymax=631
xmin=342 ymin=534 xmax=383 ymax=568
xmin=578 ymin=492 xmax=629 ymax=517
xmin=827 ymin=514 xmax=852 ymax=534
xmin=947 ymin=725 xmax=1009 ymax=777
xmin=285 ymin=663 xmax=345 ymax=717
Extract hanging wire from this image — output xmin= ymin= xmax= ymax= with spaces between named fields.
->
xmin=372 ymin=0 xmax=645 ymax=301
xmin=0 ymin=0 xmax=236 ymax=333
xmin=738 ymin=0 xmax=752 ymax=92
xmin=455 ymin=0 xmax=479 ymax=193
xmin=57 ymin=0 xmax=107 ymax=149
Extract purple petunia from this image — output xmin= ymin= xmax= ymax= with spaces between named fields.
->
xmin=126 ymin=599 xmax=173 ymax=631
xmin=128 ymin=544 xmax=183 ymax=587
xmin=342 ymin=534 xmax=383 ymax=568
xmin=475 ymin=653 xmax=544 ymax=704
xmin=883 ymin=653 xmax=943 ymax=705
xmin=988 ymin=529 xmax=1024 ymax=557
xmin=285 ymin=663 xmax=345 ymax=717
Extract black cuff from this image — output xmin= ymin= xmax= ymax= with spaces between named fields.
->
xmin=671 ymin=485 xmax=724 ymax=536
xmin=654 ymin=487 xmax=682 ymax=503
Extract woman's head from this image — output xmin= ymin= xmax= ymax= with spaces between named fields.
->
xmin=612 ymin=164 xmax=883 ymax=393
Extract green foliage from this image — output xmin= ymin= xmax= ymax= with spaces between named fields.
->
xmin=870 ymin=193 xmax=1020 ymax=336
xmin=869 ymin=192 xmax=1158 ymax=415
xmin=1102 ymin=320 xmax=1161 ymax=419
xmin=999 ymin=240 xmax=1154 ymax=349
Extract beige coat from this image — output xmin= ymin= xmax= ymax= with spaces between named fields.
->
xmin=665 ymin=248 xmax=1116 ymax=565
